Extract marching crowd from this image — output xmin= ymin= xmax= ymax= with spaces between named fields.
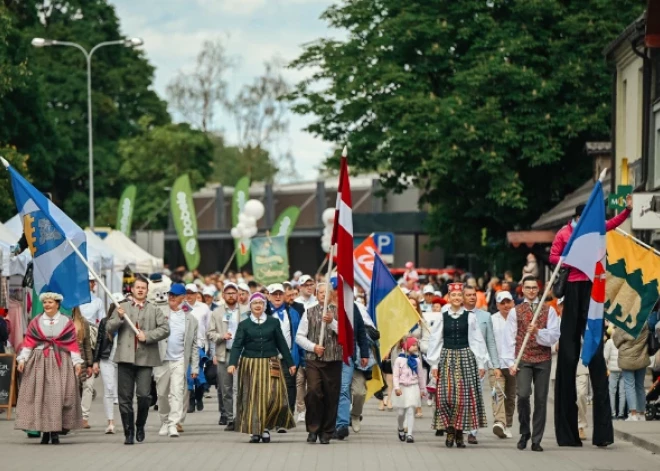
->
xmin=7 ymin=198 xmax=660 ymax=451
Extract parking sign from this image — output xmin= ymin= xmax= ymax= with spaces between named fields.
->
xmin=374 ymin=232 xmax=394 ymax=263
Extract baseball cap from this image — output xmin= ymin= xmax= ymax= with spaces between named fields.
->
xmin=202 ymin=287 xmax=216 ymax=297
xmin=88 ymin=273 xmax=95 ymax=281
xmin=223 ymin=282 xmax=239 ymax=292
xmin=401 ymin=287 xmax=411 ymax=295
xmin=237 ymin=282 xmax=250 ymax=293
xmin=496 ymin=291 xmax=513 ymax=303
xmin=268 ymin=283 xmax=285 ymax=294
xmin=293 ymin=270 xmax=303 ymax=278
xmin=169 ymin=284 xmax=187 ymax=296
xmin=299 ymin=275 xmax=314 ymax=285
xmin=185 ymin=283 xmax=198 ymax=293
xmin=422 ymin=285 xmax=435 ymax=295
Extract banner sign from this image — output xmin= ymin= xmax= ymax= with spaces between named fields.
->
xmin=170 ymin=174 xmax=200 ymax=270
xmin=115 ymin=185 xmax=137 ymax=236
xmin=271 ymin=206 xmax=300 ymax=239
xmin=232 ymin=176 xmax=251 ymax=268
xmin=251 ymin=236 xmax=289 ymax=285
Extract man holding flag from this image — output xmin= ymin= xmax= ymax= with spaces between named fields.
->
xmin=550 ymin=179 xmax=631 ymax=448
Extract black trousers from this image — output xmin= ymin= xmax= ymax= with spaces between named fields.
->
xmin=554 ymin=281 xmax=613 ymax=446
xmin=305 ymin=360 xmax=342 ymax=438
xmin=517 ymin=360 xmax=551 ymax=445
xmin=118 ymin=363 xmax=153 ymax=427
xmin=283 ymin=364 xmax=297 ymax=412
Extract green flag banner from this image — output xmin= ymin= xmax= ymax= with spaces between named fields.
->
xmin=171 ymin=174 xmax=200 ymax=270
xmin=32 ymin=287 xmax=71 ymax=318
xmin=233 ymin=176 xmax=251 ymax=269
xmin=251 ymin=236 xmax=289 ymax=286
xmin=115 ymin=185 xmax=137 ymax=235
xmin=271 ymin=206 xmax=300 ymax=239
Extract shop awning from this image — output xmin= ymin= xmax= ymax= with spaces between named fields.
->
xmin=506 ymin=231 xmax=556 ymax=248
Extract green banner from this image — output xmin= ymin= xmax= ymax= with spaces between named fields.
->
xmin=251 ymin=236 xmax=289 ymax=285
xmin=32 ymin=288 xmax=72 ymax=318
xmin=233 ymin=176 xmax=251 ymax=268
xmin=271 ymin=206 xmax=300 ymax=240
xmin=115 ymin=185 xmax=137 ymax=235
xmin=171 ymin=174 xmax=200 ymax=270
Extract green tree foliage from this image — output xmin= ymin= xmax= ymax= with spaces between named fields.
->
xmin=211 ymin=134 xmax=278 ymax=186
xmin=4 ymin=0 xmax=169 ymax=226
xmin=289 ymin=0 xmax=645 ymax=253
xmin=113 ymin=118 xmax=214 ymax=229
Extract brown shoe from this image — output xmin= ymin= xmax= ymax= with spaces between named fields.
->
xmin=176 ymin=424 xmax=184 ymax=433
xmin=578 ymin=428 xmax=586 ymax=441
xmin=82 ymin=420 xmax=91 ymax=429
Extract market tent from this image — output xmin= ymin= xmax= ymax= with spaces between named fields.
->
xmin=4 ymin=214 xmax=21 ymax=239
xmin=104 ymin=230 xmax=163 ymax=274
xmin=0 ymin=222 xmax=30 ymax=275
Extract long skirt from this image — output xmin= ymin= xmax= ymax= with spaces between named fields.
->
xmin=432 ymin=347 xmax=487 ymax=431
xmin=15 ymin=349 xmax=83 ymax=432
xmin=235 ymin=357 xmax=295 ymax=435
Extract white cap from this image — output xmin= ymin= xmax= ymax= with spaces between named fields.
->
xmin=496 ymin=291 xmax=513 ymax=303
xmin=237 ymin=283 xmax=250 ymax=293
xmin=293 ymin=271 xmax=303 ymax=278
xmin=202 ymin=287 xmax=215 ymax=297
xmin=299 ymin=275 xmax=314 ymax=285
xmin=268 ymin=283 xmax=285 ymax=294
xmin=185 ymin=283 xmax=198 ymax=293
xmin=223 ymin=282 xmax=238 ymax=292
xmin=401 ymin=287 xmax=411 ymax=295
xmin=434 ymin=291 xmax=442 ymax=297
xmin=88 ymin=273 xmax=95 ymax=281
xmin=558 ymin=297 xmax=564 ymax=305
xmin=422 ymin=285 xmax=435 ymax=295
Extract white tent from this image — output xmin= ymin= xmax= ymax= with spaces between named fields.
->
xmin=104 ymin=230 xmax=163 ymax=274
xmin=0 ymin=222 xmax=30 ymax=276
xmin=4 ymin=214 xmax=21 ymax=239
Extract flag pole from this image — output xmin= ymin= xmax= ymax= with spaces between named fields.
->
xmin=615 ymin=228 xmax=660 ymax=257
xmin=66 ymin=239 xmax=139 ymax=335
xmin=221 ymin=248 xmax=237 ymax=276
xmin=318 ymin=244 xmax=335 ymax=350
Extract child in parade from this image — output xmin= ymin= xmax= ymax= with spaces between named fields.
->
xmin=393 ymin=336 xmax=427 ymax=443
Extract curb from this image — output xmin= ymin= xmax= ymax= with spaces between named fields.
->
xmin=612 ymin=427 xmax=660 ymax=455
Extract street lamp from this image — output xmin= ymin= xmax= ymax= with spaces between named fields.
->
xmin=31 ymin=37 xmax=144 ymax=230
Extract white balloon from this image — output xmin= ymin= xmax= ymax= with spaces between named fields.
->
xmin=321 ymin=240 xmax=330 ymax=253
xmin=322 ymin=208 xmax=335 ymax=226
xmin=243 ymin=199 xmax=265 ymax=220
xmin=323 ymin=226 xmax=332 ymax=237
xmin=238 ymin=213 xmax=249 ymax=225
xmin=243 ymin=215 xmax=257 ymax=228
xmin=230 ymin=227 xmax=240 ymax=239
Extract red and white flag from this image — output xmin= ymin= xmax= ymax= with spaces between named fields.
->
xmin=332 ymin=146 xmax=355 ymax=363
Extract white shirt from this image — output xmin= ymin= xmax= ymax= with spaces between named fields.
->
xmin=190 ymin=301 xmax=211 ymax=349
xmin=426 ymin=308 xmax=489 ymax=370
xmin=272 ymin=307 xmax=292 ymax=350
xmin=355 ymin=302 xmax=375 ymax=328
xmin=223 ymin=304 xmax=241 ymax=350
xmin=500 ymin=299 xmax=561 ymax=368
xmin=491 ymin=311 xmax=510 ymax=369
xmin=165 ymin=310 xmax=186 ymax=361
xmin=295 ymin=294 xmax=318 ymax=310
xmin=79 ymin=293 xmax=105 ymax=325
xmin=295 ymin=309 xmax=339 ymax=352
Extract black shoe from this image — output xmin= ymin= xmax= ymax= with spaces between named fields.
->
xmin=467 ymin=433 xmax=478 ymax=445
xmin=219 ymin=416 xmax=228 ymax=426
xmin=446 ymin=427 xmax=455 ymax=448
xmin=188 ymin=395 xmax=196 ymax=414
xmin=249 ymin=435 xmax=261 ymax=443
xmin=40 ymin=432 xmax=51 ymax=445
xmin=50 ymin=433 xmax=60 ymax=445
xmin=336 ymin=426 xmax=349 ymax=440
xmin=224 ymin=422 xmax=235 ymax=432
xmin=398 ymin=429 xmax=406 ymax=442
xmin=195 ymin=388 xmax=204 ymax=411
xmin=406 ymin=435 xmax=415 ymax=443
xmin=121 ymin=413 xmax=134 ymax=445
xmin=277 ymin=427 xmax=287 ymax=433
xmin=319 ymin=435 xmax=330 ymax=445
xmin=136 ymin=426 xmax=145 ymax=443
xmin=456 ymin=430 xmax=466 ymax=448
xmin=517 ymin=434 xmax=530 ymax=450
xmin=435 ymin=429 xmax=444 ymax=437
xmin=531 ymin=443 xmax=543 ymax=452
xmin=124 ymin=432 xmax=134 ymax=445
xmin=307 ymin=433 xmax=318 ymax=443
xmin=262 ymin=432 xmax=271 ymax=443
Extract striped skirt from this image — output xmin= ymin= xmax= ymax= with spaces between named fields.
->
xmin=15 ymin=349 xmax=83 ymax=433
xmin=235 ymin=357 xmax=295 ymax=435
xmin=432 ymin=347 xmax=487 ymax=431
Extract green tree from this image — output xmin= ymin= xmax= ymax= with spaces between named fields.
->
xmin=211 ymin=134 xmax=278 ymax=186
xmin=113 ymin=118 xmax=214 ymax=229
xmin=289 ymin=0 xmax=645 ymax=254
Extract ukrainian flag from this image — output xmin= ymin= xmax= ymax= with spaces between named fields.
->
xmin=365 ymin=254 xmax=421 ymax=399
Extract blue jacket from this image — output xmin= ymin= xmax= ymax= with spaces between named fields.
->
xmin=267 ymin=302 xmax=304 ymax=368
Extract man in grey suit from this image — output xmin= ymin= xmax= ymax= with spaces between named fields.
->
xmin=107 ymin=275 xmax=170 ymax=445
xmin=208 ymin=282 xmax=248 ymax=431
xmin=155 ymin=283 xmax=200 ymax=437
xmin=463 ymin=285 xmax=502 ymax=444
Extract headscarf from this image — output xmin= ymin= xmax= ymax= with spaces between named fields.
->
xmin=399 ymin=337 xmax=419 ymax=374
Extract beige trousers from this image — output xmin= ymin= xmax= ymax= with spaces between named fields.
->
xmin=577 ymin=374 xmax=589 ymax=429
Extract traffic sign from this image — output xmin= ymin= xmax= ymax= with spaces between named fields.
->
xmin=374 ymin=232 xmax=394 ymax=263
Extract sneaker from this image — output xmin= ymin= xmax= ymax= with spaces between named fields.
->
xmin=406 ymin=435 xmax=415 ymax=443
xmin=626 ymin=415 xmax=638 ymax=422
xmin=168 ymin=425 xmax=179 ymax=438
xmin=427 ymin=398 xmax=433 ymax=407
xmin=504 ymin=428 xmax=513 ymax=439
xmin=158 ymin=424 xmax=168 ymax=436
xmin=105 ymin=424 xmax=115 ymax=435
xmin=351 ymin=416 xmax=361 ymax=433
xmin=82 ymin=419 xmax=91 ymax=429
xmin=493 ymin=423 xmax=506 ymax=439
xmin=297 ymin=412 xmax=306 ymax=423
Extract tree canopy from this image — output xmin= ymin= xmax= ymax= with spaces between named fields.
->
xmin=289 ymin=0 xmax=646 ymax=253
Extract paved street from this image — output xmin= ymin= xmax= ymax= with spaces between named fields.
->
xmin=2 ymin=377 xmax=660 ymax=471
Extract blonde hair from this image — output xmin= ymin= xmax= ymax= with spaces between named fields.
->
xmin=72 ymin=307 xmax=85 ymax=342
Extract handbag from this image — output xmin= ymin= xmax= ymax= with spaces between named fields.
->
xmin=269 ymin=357 xmax=281 ymax=378
xmin=552 ymin=266 xmax=569 ymax=299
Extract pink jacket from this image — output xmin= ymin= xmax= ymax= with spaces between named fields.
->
xmin=549 ymin=208 xmax=630 ymax=282
xmin=393 ymin=356 xmax=427 ymax=391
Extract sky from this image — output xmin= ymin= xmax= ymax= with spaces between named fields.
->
xmin=111 ymin=0 xmax=337 ymax=182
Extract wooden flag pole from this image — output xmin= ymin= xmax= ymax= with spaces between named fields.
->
xmin=222 ymin=248 xmax=238 ymax=276
xmin=66 ymin=239 xmax=139 ymax=335
xmin=616 ymin=228 xmax=660 ymax=257
xmin=315 ymin=255 xmax=329 ymax=276
xmin=318 ymin=244 xmax=335 ymax=349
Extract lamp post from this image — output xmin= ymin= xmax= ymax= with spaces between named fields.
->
xmin=31 ymin=37 xmax=144 ymax=230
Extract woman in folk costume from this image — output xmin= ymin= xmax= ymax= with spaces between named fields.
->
xmin=228 ymin=292 xmax=296 ymax=443
xmin=15 ymin=292 xmax=84 ymax=444
xmin=71 ymin=307 xmax=94 ymax=399
xmin=427 ymin=282 xmax=489 ymax=448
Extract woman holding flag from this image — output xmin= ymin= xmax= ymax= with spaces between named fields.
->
xmin=427 ymin=283 xmax=489 ymax=448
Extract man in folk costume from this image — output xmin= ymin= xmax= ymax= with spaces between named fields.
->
xmin=295 ymin=282 xmax=342 ymax=444
xmin=154 ymin=283 xmax=200 ymax=437
xmin=550 ymin=199 xmax=631 ymax=447
xmin=208 ymin=282 xmax=249 ymax=430
xmin=265 ymin=283 xmax=304 ymax=421
xmin=107 ymin=276 xmax=170 ymax=445
xmin=463 ymin=284 xmax=502 ymax=444
xmin=502 ymin=276 xmax=561 ymax=452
